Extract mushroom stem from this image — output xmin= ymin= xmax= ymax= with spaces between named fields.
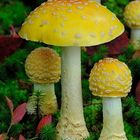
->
xmin=99 ymin=97 xmax=127 ymax=140
xmin=131 ymin=28 xmax=140 ymax=40
xmin=34 ymin=83 xmax=58 ymax=115
xmin=95 ymin=0 xmax=101 ymax=3
xmin=56 ymin=47 xmax=89 ymax=140
xmin=131 ymin=28 xmax=140 ymax=50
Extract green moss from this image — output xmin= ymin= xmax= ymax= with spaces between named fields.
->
xmin=39 ymin=124 xmax=56 ymax=140
xmin=0 ymin=1 xmax=31 ymax=34
xmin=103 ymin=0 xmax=131 ymax=23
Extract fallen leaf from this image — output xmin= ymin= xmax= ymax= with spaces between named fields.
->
xmin=19 ymin=134 xmax=26 ymax=140
xmin=0 ymin=134 xmax=7 ymax=140
xmin=12 ymin=103 xmax=27 ymax=124
xmin=86 ymin=32 xmax=129 ymax=57
xmin=106 ymin=32 xmax=129 ymax=57
xmin=36 ymin=115 xmax=52 ymax=134
xmin=5 ymin=96 xmax=14 ymax=112
xmin=0 ymin=134 xmax=4 ymax=140
xmin=0 ymin=26 xmax=23 ymax=63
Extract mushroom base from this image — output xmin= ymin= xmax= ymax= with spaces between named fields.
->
xmin=99 ymin=97 xmax=127 ymax=140
xmin=56 ymin=120 xmax=89 ymax=140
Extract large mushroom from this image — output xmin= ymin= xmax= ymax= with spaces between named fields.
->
xmin=89 ymin=58 xmax=132 ymax=140
xmin=124 ymin=0 xmax=140 ymax=50
xmin=19 ymin=0 xmax=124 ymax=139
xmin=25 ymin=47 xmax=61 ymax=116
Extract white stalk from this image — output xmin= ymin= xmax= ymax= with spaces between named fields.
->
xmin=95 ymin=0 xmax=101 ymax=3
xmin=99 ymin=97 xmax=127 ymax=140
xmin=131 ymin=28 xmax=140 ymax=50
xmin=34 ymin=83 xmax=58 ymax=115
xmin=131 ymin=28 xmax=140 ymax=40
xmin=34 ymin=83 xmax=54 ymax=93
xmin=56 ymin=47 xmax=89 ymax=140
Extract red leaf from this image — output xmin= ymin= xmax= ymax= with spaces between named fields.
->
xmin=5 ymin=96 xmax=14 ymax=112
xmin=0 ymin=134 xmax=7 ymax=140
xmin=19 ymin=134 xmax=26 ymax=140
xmin=0 ymin=26 xmax=23 ymax=63
xmin=86 ymin=32 xmax=129 ymax=57
xmin=106 ymin=32 xmax=129 ymax=57
xmin=136 ymin=81 xmax=140 ymax=105
xmin=12 ymin=103 xmax=27 ymax=124
xmin=36 ymin=115 xmax=52 ymax=134
xmin=0 ymin=134 xmax=4 ymax=140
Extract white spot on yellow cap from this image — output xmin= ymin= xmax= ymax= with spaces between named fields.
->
xmin=67 ymin=3 xmax=72 ymax=6
xmin=42 ymin=9 xmax=47 ymax=14
xmin=74 ymin=1 xmax=82 ymax=4
xmin=52 ymin=12 xmax=57 ymax=16
xmin=81 ymin=15 xmax=87 ymax=20
xmin=90 ymin=33 xmax=96 ymax=38
xmin=63 ymin=17 xmax=68 ymax=21
xmin=60 ymin=23 xmax=64 ymax=27
xmin=34 ymin=15 xmax=39 ymax=18
xmin=53 ymin=29 xmax=58 ymax=32
xmin=75 ymin=34 xmax=82 ymax=39
xmin=61 ymin=32 xmax=66 ymax=36
xmin=77 ymin=6 xmax=83 ymax=9
xmin=101 ymin=32 xmax=105 ymax=37
xmin=84 ymin=2 xmax=88 ymax=5
xmin=40 ymin=20 xmax=49 ymax=26
xmin=67 ymin=9 xmax=72 ymax=12
xmin=28 ymin=20 xmax=33 ymax=24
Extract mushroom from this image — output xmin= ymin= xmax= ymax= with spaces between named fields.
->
xmin=18 ymin=0 xmax=124 ymax=139
xmin=124 ymin=0 xmax=140 ymax=50
xmin=89 ymin=58 xmax=132 ymax=140
xmin=25 ymin=47 xmax=61 ymax=116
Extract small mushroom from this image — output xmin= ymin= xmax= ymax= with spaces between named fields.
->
xmin=19 ymin=0 xmax=124 ymax=139
xmin=89 ymin=58 xmax=132 ymax=140
xmin=124 ymin=0 xmax=140 ymax=50
xmin=25 ymin=47 xmax=61 ymax=116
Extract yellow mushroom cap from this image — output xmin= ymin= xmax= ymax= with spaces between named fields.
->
xmin=19 ymin=0 xmax=124 ymax=47
xmin=25 ymin=47 xmax=61 ymax=84
xmin=89 ymin=58 xmax=132 ymax=97
xmin=124 ymin=0 xmax=140 ymax=29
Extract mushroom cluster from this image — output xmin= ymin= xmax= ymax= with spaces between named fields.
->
xmin=124 ymin=0 xmax=140 ymax=50
xmin=19 ymin=0 xmax=124 ymax=139
xmin=89 ymin=58 xmax=132 ymax=140
xmin=25 ymin=47 xmax=61 ymax=116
